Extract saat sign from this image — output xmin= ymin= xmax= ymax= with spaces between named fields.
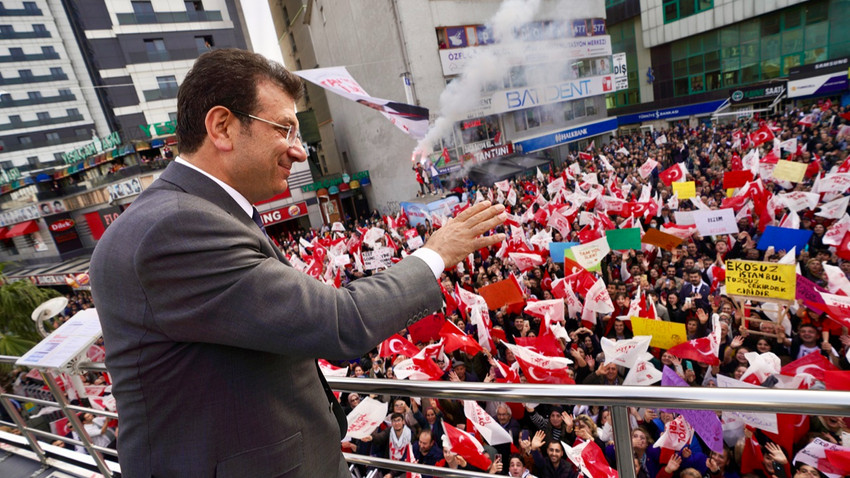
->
xmin=49 ymin=219 xmax=75 ymax=233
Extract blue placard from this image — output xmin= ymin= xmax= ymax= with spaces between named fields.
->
xmin=513 ymin=117 xmax=618 ymax=154
xmin=549 ymin=242 xmax=580 ymax=263
xmin=756 ymin=226 xmax=813 ymax=253
xmin=617 ymin=100 xmax=725 ymax=126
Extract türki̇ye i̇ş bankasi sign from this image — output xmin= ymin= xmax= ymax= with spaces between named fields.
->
xmin=725 ymin=260 xmax=796 ymax=302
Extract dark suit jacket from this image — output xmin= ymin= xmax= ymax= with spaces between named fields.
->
xmin=678 ymin=281 xmax=710 ymax=311
xmin=89 ymin=162 xmax=442 ymax=477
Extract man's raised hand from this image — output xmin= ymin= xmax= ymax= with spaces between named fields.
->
xmin=424 ymin=201 xmax=506 ymax=267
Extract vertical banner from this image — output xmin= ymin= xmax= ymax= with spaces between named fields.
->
xmin=613 ymin=52 xmax=628 ymax=91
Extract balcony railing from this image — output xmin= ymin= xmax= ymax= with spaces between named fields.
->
xmin=0 ymin=30 xmax=51 ymax=39
xmin=142 ymin=86 xmax=178 ymax=102
xmin=0 ymin=73 xmax=67 ymax=85
xmin=127 ymin=47 xmax=203 ymax=64
xmin=0 ymin=113 xmax=84 ymax=132
xmin=115 ymin=9 xmax=222 ymax=25
xmin=0 ymin=354 xmax=847 ymax=478
xmin=0 ymin=132 xmax=90 ymax=153
xmin=0 ymin=6 xmax=43 ymax=16
xmin=0 ymin=51 xmax=60 ymax=63
xmin=0 ymin=93 xmax=75 ymax=108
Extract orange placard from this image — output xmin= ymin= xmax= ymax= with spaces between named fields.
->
xmin=641 ymin=228 xmax=684 ymax=251
xmin=478 ymin=278 xmax=526 ymax=311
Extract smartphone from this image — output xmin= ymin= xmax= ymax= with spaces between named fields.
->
xmin=520 ymin=430 xmax=530 ymax=441
xmin=495 ymin=454 xmax=502 ymax=463
xmin=686 ymin=361 xmax=694 ymax=371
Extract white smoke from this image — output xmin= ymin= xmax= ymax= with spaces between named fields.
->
xmin=416 ymin=0 xmax=594 ymax=158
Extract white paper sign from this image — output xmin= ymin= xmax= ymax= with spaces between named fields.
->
xmin=673 ymin=211 xmax=695 ymax=225
xmin=716 ymin=375 xmax=778 ymax=433
xmin=692 ymin=208 xmax=739 ymax=236
xmin=362 ymin=247 xmax=394 ymax=270
xmin=613 ymin=52 xmax=628 ymax=91
xmin=406 ymin=235 xmax=424 ymax=250
xmin=17 ymin=309 xmax=102 ymax=370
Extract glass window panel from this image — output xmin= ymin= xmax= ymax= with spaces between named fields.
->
xmin=741 ymin=42 xmax=759 ymax=64
xmin=697 ymin=0 xmax=712 ymax=12
xmin=741 ymin=64 xmax=759 ymax=83
xmin=585 ymin=98 xmax=596 ymax=116
xmin=740 ymin=20 xmax=759 ymax=42
xmin=672 ymin=41 xmax=688 ymax=59
xmin=722 ymin=57 xmax=740 ymax=72
xmin=664 ymin=2 xmax=678 ymax=22
xmin=830 ymin=42 xmax=850 ymax=59
xmin=563 ymin=101 xmax=574 ymax=121
xmin=673 ymin=59 xmax=688 ymax=77
xmin=705 ymin=71 xmax=721 ymax=90
xmin=781 ymin=55 xmax=802 ymax=76
xmin=805 ymin=23 xmax=828 ymax=49
xmin=783 ymin=6 xmax=802 ymax=29
xmin=804 ymin=47 xmax=828 ymax=64
xmin=723 ymin=70 xmax=739 ymax=87
xmin=605 ymin=95 xmax=616 ymax=110
xmin=806 ymin=1 xmax=828 ymax=23
xmin=688 ymin=36 xmax=702 ymax=54
xmin=628 ymin=89 xmax=639 ymax=104
xmin=573 ymin=99 xmax=586 ymax=117
xmin=690 ymin=74 xmax=705 ymax=93
xmin=761 ymin=58 xmax=781 ymax=79
xmin=688 ymin=55 xmax=703 ymax=75
xmin=704 ymin=50 xmax=720 ymax=70
xmin=703 ymin=32 xmax=719 ymax=51
xmin=674 ymin=77 xmax=690 ymax=96
xmin=721 ymin=27 xmax=739 ymax=48
xmin=762 ymin=14 xmax=780 ymax=36
xmin=782 ymin=29 xmax=803 ymax=56
xmin=680 ymin=0 xmax=696 ymax=18
xmin=512 ymin=110 xmax=526 ymax=131
xmin=761 ymin=35 xmax=780 ymax=60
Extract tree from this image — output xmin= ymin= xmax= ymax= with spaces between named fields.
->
xmin=0 ymin=265 xmax=60 ymax=354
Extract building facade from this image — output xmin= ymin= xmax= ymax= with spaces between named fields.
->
xmin=269 ymin=0 xmax=614 ymax=219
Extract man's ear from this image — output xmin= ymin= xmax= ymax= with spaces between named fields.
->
xmin=205 ymin=106 xmax=238 ymax=152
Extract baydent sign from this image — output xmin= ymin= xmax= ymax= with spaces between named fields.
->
xmin=488 ymin=74 xmax=614 ymax=115
xmin=439 ymin=36 xmax=612 ymax=75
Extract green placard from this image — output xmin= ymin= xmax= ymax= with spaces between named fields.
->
xmin=605 ymin=227 xmax=641 ymax=250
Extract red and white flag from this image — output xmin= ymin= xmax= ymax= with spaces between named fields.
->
xmin=318 ymin=359 xmax=349 ymax=377
xmin=748 ymin=124 xmax=775 ymax=147
xmin=585 ymin=278 xmax=615 ymax=314
xmin=654 ymin=415 xmax=694 ymax=463
xmin=600 ymin=336 xmax=652 ymax=369
xmin=780 ymin=349 xmax=839 ymax=382
xmin=439 ymin=320 xmax=485 ymax=356
xmin=564 ymin=440 xmax=619 ymax=478
xmin=659 ymin=163 xmax=687 ymax=186
xmin=442 ymin=421 xmax=492 ymax=471
xmin=623 ymin=355 xmax=663 ymax=386
xmin=379 ymin=334 xmax=421 ymax=359
xmin=817 ymin=195 xmax=850 ymax=219
xmin=508 ymin=252 xmax=545 ymax=272
xmin=502 ymin=342 xmax=574 ymax=384
xmin=405 ymin=443 xmax=422 ymax=478
xmin=344 ymin=397 xmax=389 ymax=440
xmin=524 ymin=299 xmax=565 ymax=333
xmin=393 ymin=355 xmax=446 ymax=381
xmin=462 ymin=400 xmax=513 ymax=446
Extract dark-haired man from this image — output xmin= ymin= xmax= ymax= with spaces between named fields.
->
xmin=90 ymin=49 xmax=505 ymax=478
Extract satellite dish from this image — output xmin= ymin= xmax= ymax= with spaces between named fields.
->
xmin=31 ymin=297 xmax=69 ymax=338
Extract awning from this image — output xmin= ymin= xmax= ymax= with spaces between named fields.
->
xmin=5 ymin=220 xmax=39 ymax=238
xmin=4 ymin=255 xmax=91 ymax=287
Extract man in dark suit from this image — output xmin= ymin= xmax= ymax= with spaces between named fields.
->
xmin=678 ymin=267 xmax=711 ymax=312
xmin=89 ymin=49 xmax=505 ymax=478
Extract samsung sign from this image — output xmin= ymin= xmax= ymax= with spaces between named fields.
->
xmin=616 ymin=100 xmax=725 ymax=126
xmin=513 ymin=117 xmax=618 ymax=153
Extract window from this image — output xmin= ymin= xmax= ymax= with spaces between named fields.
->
xmin=132 ymin=1 xmax=153 ymax=14
xmin=185 ymin=1 xmax=204 ymax=11
xmin=36 ymin=112 xmax=49 ymax=121
xmin=195 ymin=35 xmax=213 ymax=52
xmin=33 ymin=24 xmax=46 ymax=33
xmin=0 ymin=25 xmax=13 ymax=34
xmin=585 ymin=97 xmax=596 ymax=116
xmin=49 ymin=67 xmax=62 ymax=76
xmin=18 ymin=136 xmax=32 ymax=145
xmin=663 ymin=0 xmax=713 ymax=23
xmin=66 ymin=108 xmax=79 ymax=116
xmin=54 ymin=152 xmax=64 ymax=162
xmin=41 ymin=46 xmax=54 ymax=55
xmin=144 ymin=38 xmax=167 ymax=61
xmin=59 ymin=88 xmax=72 ymax=96
xmin=23 ymin=1 xmax=38 ymax=12
xmin=26 ymin=156 xmax=38 ymax=167
xmin=9 ymin=47 xmax=23 ymax=58
xmin=168 ymin=112 xmax=177 ymax=122
xmin=0 ymin=93 xmax=10 ymax=102
xmin=46 ymin=132 xmax=60 ymax=143
xmin=27 ymin=91 xmax=41 ymax=100
xmin=157 ymin=75 xmax=178 ymax=90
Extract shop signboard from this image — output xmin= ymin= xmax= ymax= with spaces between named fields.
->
xmin=47 ymin=213 xmax=83 ymax=254
xmin=729 ymin=81 xmax=786 ymax=104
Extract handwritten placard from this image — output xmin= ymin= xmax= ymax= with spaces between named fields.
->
xmin=630 ymin=317 xmax=687 ymax=350
xmin=362 ymin=247 xmax=394 ymax=270
xmin=672 ymin=181 xmax=696 ymax=199
xmin=725 ymin=260 xmax=796 ymax=302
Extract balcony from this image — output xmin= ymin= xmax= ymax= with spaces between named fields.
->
xmin=0 ymin=113 xmax=84 ymax=132
xmin=0 ymin=51 xmax=60 ymax=63
xmin=0 ymin=73 xmax=67 ymax=85
xmin=0 ymin=93 xmax=76 ymax=108
xmin=127 ymin=47 xmax=202 ymax=64
xmin=142 ymin=86 xmax=178 ymax=102
xmin=0 ymin=6 xmax=43 ymax=16
xmin=0 ymin=132 xmax=91 ymax=153
xmin=0 ymin=30 xmax=51 ymax=40
xmin=115 ymin=9 xmax=222 ymax=25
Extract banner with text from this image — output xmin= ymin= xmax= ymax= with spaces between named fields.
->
xmin=725 ymin=260 xmax=796 ymax=302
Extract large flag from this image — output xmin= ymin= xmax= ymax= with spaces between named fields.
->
xmin=748 ymin=123 xmax=775 ymax=147
xmin=439 ymin=320 xmax=485 ymax=356
xmin=462 ymin=400 xmax=513 ymax=446
xmin=654 ymin=415 xmax=694 ymax=463
xmin=318 ymin=359 xmax=349 ymax=377
xmin=638 ymin=158 xmax=658 ymax=179
xmin=564 ymin=440 xmax=619 ymax=478
xmin=295 ymin=67 xmax=429 ymax=139
xmin=600 ymin=336 xmax=652 ymax=368
xmin=379 ymin=334 xmax=421 ymax=359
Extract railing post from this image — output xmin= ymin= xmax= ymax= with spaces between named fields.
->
xmin=0 ymin=394 xmax=46 ymax=463
xmin=610 ymin=405 xmax=636 ymax=477
xmin=40 ymin=370 xmax=113 ymax=478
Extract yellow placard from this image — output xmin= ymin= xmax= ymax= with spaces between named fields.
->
xmin=630 ymin=317 xmax=687 ymax=350
xmin=672 ymin=181 xmax=696 ymax=199
xmin=772 ymin=160 xmax=807 ymax=183
xmin=725 ymin=260 xmax=796 ymax=302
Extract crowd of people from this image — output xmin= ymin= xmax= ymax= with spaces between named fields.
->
xmin=270 ymin=101 xmax=849 ymax=478
xmin=2 ymin=98 xmax=850 ymax=478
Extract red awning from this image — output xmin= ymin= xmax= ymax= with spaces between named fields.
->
xmin=0 ymin=228 xmax=8 ymax=240
xmin=5 ymin=220 xmax=39 ymax=238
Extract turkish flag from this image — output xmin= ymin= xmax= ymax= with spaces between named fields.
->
xmin=667 ymin=337 xmax=720 ymax=366
xmin=515 ymin=335 xmax=565 ymax=358
xmin=748 ymin=124 xmax=775 ymax=147
xmin=503 ymin=342 xmax=574 ymax=384
xmin=318 ymin=359 xmax=349 ymax=377
xmin=379 ymin=334 xmax=421 ymax=359
xmin=780 ymin=351 xmax=839 ymax=382
xmin=724 ymin=170 xmax=753 ymax=189
xmin=442 ymin=421 xmax=492 ymax=471
xmin=439 ymin=321 xmax=485 ymax=356
xmin=826 ymin=450 xmax=850 ymax=475
xmin=837 ymin=231 xmax=850 ymax=261
xmin=394 ymin=355 xmax=446 ymax=381
xmin=581 ymin=441 xmax=619 ymax=478
xmin=407 ymin=312 xmax=446 ymax=344
xmin=659 ymin=163 xmax=686 ymax=186
xmin=822 ymin=371 xmax=850 ymax=391
xmin=491 ymin=358 xmax=521 ymax=383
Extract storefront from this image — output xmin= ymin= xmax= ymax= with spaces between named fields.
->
xmin=616 ymin=100 xmax=725 ymax=130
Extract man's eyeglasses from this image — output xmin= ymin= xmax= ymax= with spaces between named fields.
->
xmin=231 ymin=109 xmax=302 ymax=147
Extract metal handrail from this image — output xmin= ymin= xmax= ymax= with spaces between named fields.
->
xmin=1 ymin=356 xmax=850 ymax=478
